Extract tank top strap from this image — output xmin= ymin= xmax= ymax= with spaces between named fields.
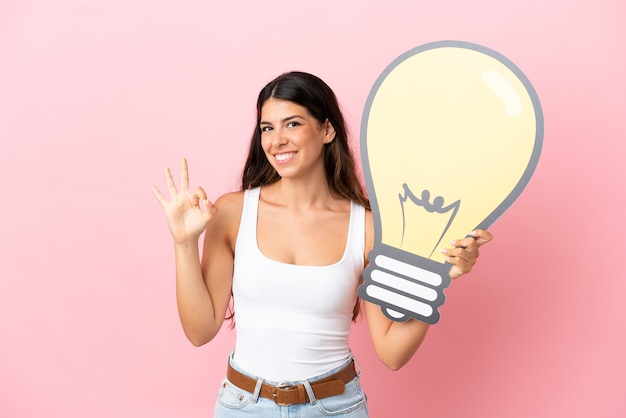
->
xmin=243 ymin=187 xmax=260 ymax=222
xmin=236 ymin=188 xmax=260 ymax=254
xmin=347 ymin=200 xmax=366 ymax=265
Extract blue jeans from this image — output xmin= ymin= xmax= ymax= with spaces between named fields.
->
xmin=214 ymin=353 xmax=369 ymax=417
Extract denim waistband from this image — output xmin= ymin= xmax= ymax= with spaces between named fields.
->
xmin=227 ymin=351 xmax=359 ymax=386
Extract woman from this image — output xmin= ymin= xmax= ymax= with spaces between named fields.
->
xmin=152 ymin=71 xmax=492 ymax=417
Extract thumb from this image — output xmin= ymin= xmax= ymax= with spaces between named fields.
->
xmin=469 ymin=229 xmax=493 ymax=247
xmin=201 ymin=199 xmax=216 ymax=222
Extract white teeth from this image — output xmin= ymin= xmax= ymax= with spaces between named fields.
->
xmin=275 ymin=152 xmax=295 ymax=161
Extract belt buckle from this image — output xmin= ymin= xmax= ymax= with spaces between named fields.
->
xmin=272 ymin=383 xmax=293 ymax=406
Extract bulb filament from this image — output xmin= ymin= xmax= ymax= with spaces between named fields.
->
xmin=399 ymin=183 xmax=461 ymax=257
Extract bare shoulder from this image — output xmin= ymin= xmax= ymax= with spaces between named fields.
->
xmin=364 ymin=207 xmax=373 ymax=224
xmin=213 ymin=190 xmax=244 ymax=212
xmin=213 ymin=191 xmax=244 ymax=226
xmin=206 ymin=191 xmax=244 ymax=247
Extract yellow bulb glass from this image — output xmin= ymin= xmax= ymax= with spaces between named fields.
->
xmin=358 ymin=41 xmax=543 ymax=323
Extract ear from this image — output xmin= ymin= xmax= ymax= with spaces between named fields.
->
xmin=323 ymin=120 xmax=336 ymax=144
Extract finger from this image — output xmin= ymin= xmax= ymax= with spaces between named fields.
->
xmin=151 ymin=185 xmax=168 ymax=207
xmin=192 ymin=187 xmax=216 ymax=219
xmin=164 ymin=166 xmax=178 ymax=196
xmin=191 ymin=186 xmax=208 ymax=209
xmin=180 ymin=157 xmax=189 ymax=192
xmin=442 ymin=246 xmax=477 ymax=265
xmin=448 ymin=244 xmax=478 ymax=272
xmin=451 ymin=236 xmax=479 ymax=250
xmin=469 ymin=229 xmax=493 ymax=246
xmin=442 ymin=236 xmax=479 ymax=262
xmin=192 ymin=186 xmax=207 ymax=202
xmin=202 ymin=200 xmax=217 ymax=220
xmin=447 ymin=250 xmax=473 ymax=278
xmin=448 ymin=260 xmax=472 ymax=279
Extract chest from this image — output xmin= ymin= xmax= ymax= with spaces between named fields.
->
xmin=256 ymin=203 xmax=351 ymax=266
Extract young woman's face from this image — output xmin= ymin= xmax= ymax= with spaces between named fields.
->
xmin=259 ymin=98 xmax=335 ymax=180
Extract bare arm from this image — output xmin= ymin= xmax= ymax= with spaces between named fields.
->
xmin=362 ymin=210 xmax=493 ymax=370
xmin=152 ymin=158 xmax=237 ymax=346
xmin=363 ymin=300 xmax=430 ymax=371
xmin=174 ymin=209 xmax=234 ymax=346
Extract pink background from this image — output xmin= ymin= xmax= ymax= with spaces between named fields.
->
xmin=1 ymin=1 xmax=625 ymax=417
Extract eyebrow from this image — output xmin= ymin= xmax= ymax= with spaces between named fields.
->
xmin=259 ymin=115 xmax=305 ymax=125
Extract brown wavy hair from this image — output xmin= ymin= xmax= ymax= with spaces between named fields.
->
xmin=241 ymin=71 xmax=369 ymax=210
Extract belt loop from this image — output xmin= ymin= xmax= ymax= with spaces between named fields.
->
xmin=349 ymin=350 xmax=362 ymax=377
xmin=251 ymin=377 xmax=264 ymax=404
xmin=353 ymin=357 xmax=362 ymax=378
xmin=302 ymin=380 xmax=317 ymax=405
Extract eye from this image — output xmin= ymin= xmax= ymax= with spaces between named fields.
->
xmin=260 ymin=125 xmax=273 ymax=132
xmin=287 ymin=121 xmax=301 ymax=128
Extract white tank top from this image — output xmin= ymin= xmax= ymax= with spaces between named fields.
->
xmin=231 ymin=187 xmax=365 ymax=381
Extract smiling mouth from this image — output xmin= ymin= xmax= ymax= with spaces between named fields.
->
xmin=275 ymin=152 xmax=296 ymax=162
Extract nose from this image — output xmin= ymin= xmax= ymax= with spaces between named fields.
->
xmin=273 ymin=127 xmax=289 ymax=147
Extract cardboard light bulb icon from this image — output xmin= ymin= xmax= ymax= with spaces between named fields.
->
xmin=358 ymin=41 xmax=543 ymax=324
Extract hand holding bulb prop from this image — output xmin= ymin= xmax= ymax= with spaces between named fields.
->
xmin=358 ymin=41 xmax=543 ymax=324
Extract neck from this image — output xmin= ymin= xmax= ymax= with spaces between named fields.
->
xmin=265 ymin=177 xmax=337 ymax=209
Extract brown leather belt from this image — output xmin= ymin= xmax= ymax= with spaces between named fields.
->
xmin=226 ymin=360 xmax=356 ymax=406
